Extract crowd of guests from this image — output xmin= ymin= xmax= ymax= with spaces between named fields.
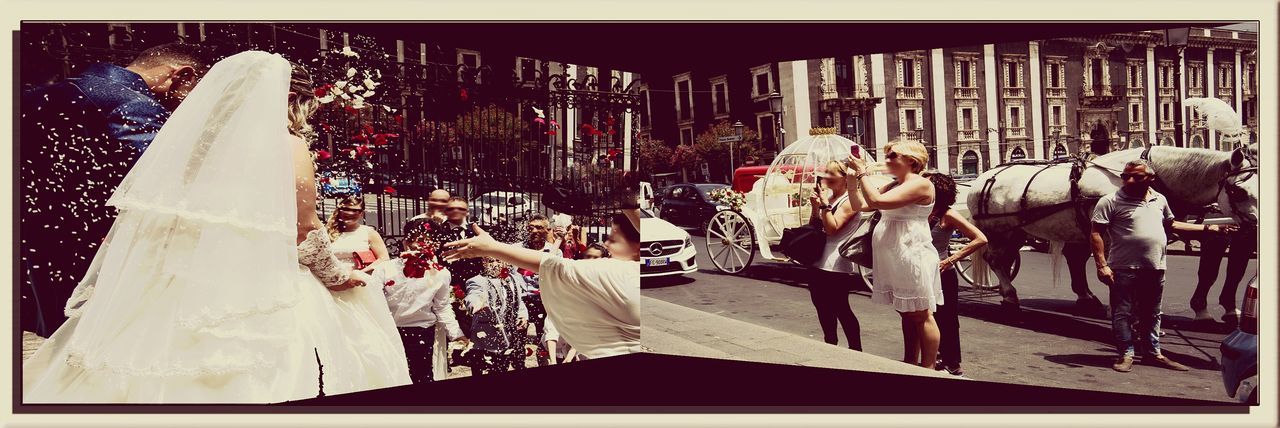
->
xmin=800 ymin=139 xmax=1249 ymax=377
xmin=325 ymin=188 xmax=634 ymax=383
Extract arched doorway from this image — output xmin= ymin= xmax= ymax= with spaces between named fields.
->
xmin=1089 ymin=122 xmax=1111 ymax=155
xmin=1010 ymin=147 xmax=1026 ymax=161
xmin=1160 ymin=136 xmax=1174 ymax=146
xmin=1052 ymin=144 xmax=1068 ymax=159
xmin=1129 ymin=138 xmax=1144 ymax=149
xmin=1190 ymin=134 xmax=1204 ymax=148
xmin=961 ymin=151 xmax=979 ymax=175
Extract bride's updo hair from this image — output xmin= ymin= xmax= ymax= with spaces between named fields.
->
xmin=288 ymin=61 xmax=320 ymax=140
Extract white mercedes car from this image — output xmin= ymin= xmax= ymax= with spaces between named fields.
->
xmin=640 ymin=209 xmax=697 ymax=278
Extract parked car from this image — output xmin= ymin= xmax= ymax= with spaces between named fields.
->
xmin=654 ymin=183 xmax=729 ymax=230
xmin=319 ymin=172 xmax=362 ymax=198
xmin=471 ymin=191 xmax=535 ymax=224
xmin=640 ymin=209 xmax=697 ymax=278
xmin=1220 ymin=274 xmax=1258 ymax=404
xmin=639 ymin=181 xmax=655 ymax=211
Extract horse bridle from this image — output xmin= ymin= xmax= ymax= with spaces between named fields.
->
xmin=1141 ymin=145 xmax=1257 ymax=227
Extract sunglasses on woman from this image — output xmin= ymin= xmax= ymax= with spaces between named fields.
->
xmin=885 ymin=152 xmax=899 ymax=160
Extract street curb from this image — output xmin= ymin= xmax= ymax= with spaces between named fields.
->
xmin=642 ymin=296 xmax=961 ymax=379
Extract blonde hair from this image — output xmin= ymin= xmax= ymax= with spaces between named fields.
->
xmin=326 ymin=195 xmax=364 ymax=239
xmin=288 ymin=62 xmax=320 ymax=140
xmin=824 ymin=160 xmax=847 ymax=178
xmin=885 ymin=139 xmax=929 ymax=173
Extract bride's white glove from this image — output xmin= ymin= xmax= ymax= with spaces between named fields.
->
xmin=297 ymin=229 xmax=359 ymax=289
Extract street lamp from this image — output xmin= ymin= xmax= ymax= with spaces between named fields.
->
xmin=1165 ymin=27 xmax=1190 ymax=148
xmin=732 ymin=120 xmax=745 ymax=184
xmin=768 ymin=91 xmax=784 ymax=153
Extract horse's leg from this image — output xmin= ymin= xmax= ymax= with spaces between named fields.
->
xmin=1063 ymin=242 xmax=1105 ymax=313
xmin=985 ymin=231 xmax=1025 ymax=313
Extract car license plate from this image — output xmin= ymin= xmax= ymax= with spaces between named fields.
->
xmin=646 ymin=258 xmax=669 ymax=267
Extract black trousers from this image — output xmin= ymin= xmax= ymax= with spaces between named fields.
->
xmin=397 ymin=325 xmax=436 ymax=384
xmin=935 ymin=267 xmax=962 ymax=367
xmin=805 ymin=268 xmax=862 ymax=350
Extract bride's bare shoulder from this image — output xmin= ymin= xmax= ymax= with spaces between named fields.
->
xmin=285 ymin=133 xmax=308 ymax=149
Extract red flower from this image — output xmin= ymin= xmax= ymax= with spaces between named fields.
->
xmin=320 ymin=122 xmax=333 ymax=133
xmin=459 ymin=88 xmax=469 ymax=102
xmin=316 ymin=149 xmax=332 ymax=161
xmin=432 ymin=263 xmax=443 ymax=271
xmin=344 ymin=105 xmax=358 ymax=115
xmin=452 ymin=285 xmax=465 ymax=299
xmin=352 ymin=133 xmax=368 ymax=143
xmin=546 ymin=130 xmax=557 ymax=135
xmin=580 ymin=124 xmax=596 ymax=135
xmin=355 ymin=145 xmax=375 ymax=157
xmin=314 ymin=84 xmax=333 ymax=97
xmin=607 ymin=127 xmax=616 ymax=136
xmin=362 ymin=123 xmax=375 ymax=135
xmin=606 ymin=148 xmax=621 ymax=161
xmin=525 ymin=347 xmax=534 ymax=357
xmin=373 ymin=133 xmax=398 ymax=146
xmin=606 ymin=116 xmax=616 ymax=126
xmin=384 ymin=280 xmax=396 ymax=287
xmin=319 ymin=177 xmax=331 ymax=184
xmin=538 ymin=348 xmax=549 ymax=358
xmin=498 ymin=269 xmax=510 ymax=279
xmin=383 ymin=185 xmax=397 ymax=194
xmin=394 ymin=114 xmax=404 ymax=125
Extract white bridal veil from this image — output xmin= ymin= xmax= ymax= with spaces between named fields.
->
xmin=24 ymin=51 xmax=313 ymax=402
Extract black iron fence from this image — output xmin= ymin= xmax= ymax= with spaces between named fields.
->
xmin=23 ymin=22 xmax=642 ymax=250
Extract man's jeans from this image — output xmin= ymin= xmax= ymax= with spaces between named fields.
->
xmin=1110 ymin=269 xmax=1165 ymax=357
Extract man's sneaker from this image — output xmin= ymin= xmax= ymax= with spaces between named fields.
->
xmin=1149 ymin=354 xmax=1190 ymax=371
xmin=1193 ymin=308 xmax=1214 ymax=321
xmin=1112 ymin=355 xmax=1134 ymax=372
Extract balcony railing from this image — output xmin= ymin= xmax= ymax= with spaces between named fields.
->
xmin=896 ymin=87 xmax=925 ymax=99
xmin=1126 ymin=87 xmax=1145 ymax=98
xmin=1158 ymin=87 xmax=1175 ymax=98
xmin=1045 ymin=87 xmax=1067 ymax=98
xmin=1005 ymin=127 xmax=1026 ymax=138
xmin=958 ymin=129 xmax=981 ymax=141
xmin=1159 ymin=120 xmax=1174 ymax=130
xmin=1001 ymin=87 xmax=1026 ymax=98
xmin=1128 ymin=122 xmax=1144 ymax=132
xmin=1218 ymin=86 xmax=1235 ymax=96
xmin=1188 ymin=87 xmax=1205 ymax=97
xmin=953 ymin=87 xmax=979 ymax=99
xmin=1048 ymin=125 xmax=1067 ymax=136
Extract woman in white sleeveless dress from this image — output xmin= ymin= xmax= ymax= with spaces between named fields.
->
xmin=22 ymin=51 xmax=409 ymax=403
xmin=846 ymin=139 xmax=943 ymax=369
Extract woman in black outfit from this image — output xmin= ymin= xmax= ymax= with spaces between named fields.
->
xmin=923 ymin=172 xmax=988 ymax=376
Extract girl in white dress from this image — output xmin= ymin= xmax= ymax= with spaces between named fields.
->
xmin=22 ymin=51 xmax=409 ymax=403
xmin=846 ymin=139 xmax=944 ymax=369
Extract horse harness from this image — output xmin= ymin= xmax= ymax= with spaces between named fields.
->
xmin=972 ymin=155 xmax=1099 ymax=233
xmin=1142 ymin=146 xmax=1259 ymax=227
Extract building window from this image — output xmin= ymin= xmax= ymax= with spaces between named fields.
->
xmin=1161 ymin=102 xmax=1171 ymax=122
xmin=962 ymin=151 xmax=980 ymax=175
xmin=751 ymin=65 xmax=773 ymax=99
xmin=1219 ymin=66 xmax=1233 ymax=88
xmin=1047 ymin=62 xmax=1064 ymax=88
xmin=1130 ymin=138 xmax=1144 ymax=149
xmin=458 ymin=49 xmax=480 ymax=68
xmin=517 ymin=57 xmax=539 ymax=82
xmin=902 ymin=58 xmax=915 ymax=87
xmin=710 ymin=76 xmax=729 ymax=118
xmin=956 ymin=59 xmax=974 ymax=87
xmin=680 ymin=127 xmax=695 ymax=146
xmin=961 ymin=108 xmax=974 ymax=130
xmin=1008 ymin=106 xmax=1023 ymax=128
xmin=1161 ymin=136 xmax=1175 ymax=146
xmin=674 ymin=73 xmax=693 ymax=122
xmin=1130 ymin=103 xmax=1141 ymax=123
xmin=1006 ymin=61 xmax=1019 ymax=88
xmin=1190 ymin=134 xmax=1204 ymax=148
xmin=1128 ymin=64 xmax=1141 ymax=87
xmin=1051 ymin=105 xmax=1063 ymax=126
xmin=1010 ymin=147 xmax=1026 ymax=161
xmin=1053 ymin=144 xmax=1068 ymax=159
xmin=905 ymin=109 xmax=919 ymax=132
xmin=757 ymin=113 xmax=777 ymax=149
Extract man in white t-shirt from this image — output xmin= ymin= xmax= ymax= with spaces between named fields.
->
xmin=442 ymin=211 xmax=640 ymax=359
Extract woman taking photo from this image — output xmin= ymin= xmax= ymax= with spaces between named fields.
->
xmin=327 ymin=195 xmax=392 ymax=273
xmin=923 ymin=172 xmax=987 ymax=376
xmin=846 ymin=140 xmax=943 ymax=369
xmin=804 ymin=161 xmax=862 ymax=351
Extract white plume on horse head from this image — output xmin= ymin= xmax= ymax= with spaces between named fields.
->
xmin=1183 ymin=97 xmax=1245 ymax=136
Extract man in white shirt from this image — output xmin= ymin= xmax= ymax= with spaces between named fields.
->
xmin=402 ymin=189 xmax=452 ymax=238
xmin=442 ymin=211 xmax=640 ymax=359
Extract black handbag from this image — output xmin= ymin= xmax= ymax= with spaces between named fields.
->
xmin=839 ymin=211 xmax=881 ymax=268
xmin=780 ymin=222 xmax=826 ymax=266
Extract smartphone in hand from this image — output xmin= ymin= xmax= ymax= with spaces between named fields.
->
xmin=851 ymin=144 xmax=863 ymax=160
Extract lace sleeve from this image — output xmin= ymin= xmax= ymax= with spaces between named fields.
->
xmin=298 ymin=229 xmax=351 ymax=288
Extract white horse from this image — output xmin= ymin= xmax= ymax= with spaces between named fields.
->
xmin=965 ymin=143 xmax=1259 ymax=313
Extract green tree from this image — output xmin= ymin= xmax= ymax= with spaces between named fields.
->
xmin=693 ymin=121 xmax=763 ymax=182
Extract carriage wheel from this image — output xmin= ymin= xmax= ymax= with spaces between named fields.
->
xmin=956 ymin=251 xmax=1021 ymax=290
xmin=705 ymin=210 xmax=755 ymax=274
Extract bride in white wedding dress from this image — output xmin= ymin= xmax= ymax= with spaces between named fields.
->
xmin=22 ymin=51 xmax=411 ymax=403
